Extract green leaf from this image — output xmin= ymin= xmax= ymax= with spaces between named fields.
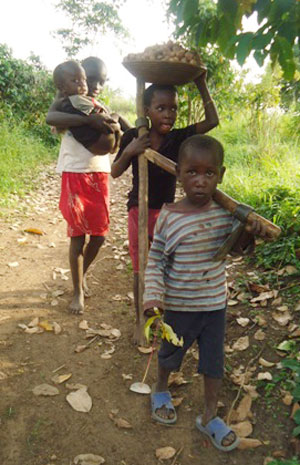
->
xmin=236 ymin=32 xmax=254 ymax=65
xmin=273 ymin=36 xmax=296 ymax=80
xmin=252 ymin=31 xmax=273 ymax=50
xmin=183 ymin=0 xmax=198 ymax=23
xmin=293 ymin=409 xmax=300 ymax=425
xmin=254 ymin=49 xmax=267 ymax=67
xmin=292 ymin=385 xmax=300 ymax=401
xmin=293 ymin=424 xmax=300 ymax=437
xmin=277 ymin=340 xmax=296 ymax=352
xmin=282 ymin=359 xmax=300 ymax=373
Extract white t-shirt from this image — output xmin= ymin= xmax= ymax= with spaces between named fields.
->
xmin=56 ymin=131 xmax=111 ymax=174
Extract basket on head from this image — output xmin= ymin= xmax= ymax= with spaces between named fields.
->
xmin=123 ymin=42 xmax=206 ymax=85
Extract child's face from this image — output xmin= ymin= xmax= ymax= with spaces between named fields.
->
xmin=177 ymin=148 xmax=225 ymax=208
xmin=61 ymin=66 xmax=88 ymax=96
xmin=85 ymin=65 xmax=107 ymax=98
xmin=145 ymin=90 xmax=178 ymax=135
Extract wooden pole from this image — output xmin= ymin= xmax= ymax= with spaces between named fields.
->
xmin=143 ymin=148 xmax=281 ymax=239
xmin=136 ymin=78 xmax=148 ymax=345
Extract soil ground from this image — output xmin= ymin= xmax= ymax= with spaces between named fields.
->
xmin=0 ymin=164 xmax=295 ymax=465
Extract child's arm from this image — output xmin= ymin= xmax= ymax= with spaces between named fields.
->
xmin=231 ymin=219 xmax=270 ymax=255
xmin=193 ymin=70 xmax=219 ymax=134
xmin=111 ymin=132 xmax=150 ymax=178
xmin=46 ymin=99 xmax=116 ymax=134
xmin=143 ymin=212 xmax=167 ymax=314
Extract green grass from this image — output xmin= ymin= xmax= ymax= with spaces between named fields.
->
xmin=211 ymin=110 xmax=300 ymax=269
xmin=0 ymin=119 xmax=57 ymax=208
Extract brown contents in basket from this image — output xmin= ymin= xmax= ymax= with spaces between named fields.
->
xmin=124 ymin=41 xmax=203 ymax=67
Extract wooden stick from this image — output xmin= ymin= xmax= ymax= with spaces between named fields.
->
xmin=144 ymin=148 xmax=281 ymax=239
xmin=136 ymin=78 xmax=148 ymax=345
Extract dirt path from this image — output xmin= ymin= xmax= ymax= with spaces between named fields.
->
xmin=0 ymin=165 xmax=294 ymax=465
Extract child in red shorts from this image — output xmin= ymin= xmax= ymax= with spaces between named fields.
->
xmin=111 ymin=70 xmax=219 ymax=343
xmin=47 ymin=57 xmax=130 ymax=314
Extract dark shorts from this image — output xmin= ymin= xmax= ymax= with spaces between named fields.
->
xmin=158 ymin=309 xmax=226 ymax=379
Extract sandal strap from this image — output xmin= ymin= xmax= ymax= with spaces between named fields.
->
xmin=206 ymin=417 xmax=233 ymax=444
xmin=151 ymin=391 xmax=174 ymax=410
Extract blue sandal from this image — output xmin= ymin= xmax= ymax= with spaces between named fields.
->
xmin=151 ymin=390 xmax=177 ymax=425
xmin=196 ymin=415 xmax=240 ymax=452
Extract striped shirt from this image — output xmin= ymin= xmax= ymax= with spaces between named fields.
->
xmin=144 ymin=200 xmax=236 ymax=312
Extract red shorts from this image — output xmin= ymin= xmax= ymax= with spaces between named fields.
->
xmin=59 ymin=172 xmax=109 ymax=237
xmin=128 ymin=206 xmax=160 ymax=272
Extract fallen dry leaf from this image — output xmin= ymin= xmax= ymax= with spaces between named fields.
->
xmin=282 ymin=393 xmax=293 ymax=406
xmin=254 ymin=329 xmax=266 ymax=341
xmin=168 ymin=372 xmax=188 ymax=386
xmin=74 ymin=344 xmax=89 ymax=353
xmin=8 ymin=261 xmax=19 ymax=268
xmin=259 ymin=357 xmax=275 ymax=368
xmin=277 ymin=305 xmax=289 ymax=312
xmin=79 ymin=320 xmax=89 ymax=330
xmin=232 ymin=336 xmax=249 ymax=351
xmin=28 ymin=317 xmax=39 ymax=327
xmin=243 ymin=384 xmax=259 ymax=399
xmin=38 ymin=320 xmax=54 ymax=331
xmin=230 ymin=420 xmax=253 ymax=438
xmin=73 ymin=453 xmax=105 ymax=465
xmin=53 ymin=322 xmax=62 ymax=335
xmin=66 ymin=388 xmax=92 ymax=413
xmin=228 ymin=299 xmax=238 ymax=306
xmin=137 ymin=346 xmax=153 ymax=354
xmin=66 ymin=383 xmax=87 ymax=390
xmin=272 ymin=450 xmax=287 ymax=458
xmin=237 ymin=438 xmax=263 ymax=449
xmin=248 ymin=282 xmax=270 ymax=293
xmin=155 ymin=446 xmax=176 ymax=461
xmin=272 ymin=311 xmax=292 ymax=326
xmin=0 ymin=371 xmax=8 ymax=380
xmin=24 ymin=227 xmax=44 ymax=235
xmin=264 ymin=458 xmax=276 ymax=465
xmin=257 ymin=372 xmax=273 ymax=381
xmin=236 ymin=317 xmax=250 ymax=327
xmin=25 ymin=326 xmax=44 ymax=334
xmin=235 ymin=394 xmax=252 ymax=421
xmin=172 ymin=397 xmax=184 ymax=407
xmin=122 ymin=373 xmax=133 ymax=381
xmin=290 ymin=402 xmax=300 ymax=419
xmin=114 ymin=417 xmax=132 ymax=429
xmin=250 ymin=290 xmax=278 ymax=302
xmin=51 ymin=373 xmax=72 ymax=384
xmin=254 ymin=314 xmax=267 ymax=327
xmin=33 ymin=384 xmax=59 ymax=396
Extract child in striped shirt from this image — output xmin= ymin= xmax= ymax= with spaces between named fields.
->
xmin=144 ymin=134 xmax=267 ymax=452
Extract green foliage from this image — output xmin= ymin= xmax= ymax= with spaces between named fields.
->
xmin=211 ymin=106 xmax=300 ymax=270
xmin=0 ymin=119 xmax=57 ymax=208
xmin=281 ymin=358 xmax=300 ymax=438
xmin=0 ymin=44 xmax=56 ymax=145
xmin=167 ymin=0 xmax=300 ymax=79
xmin=54 ymin=0 xmax=128 ymax=56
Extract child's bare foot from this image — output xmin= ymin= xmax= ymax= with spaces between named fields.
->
xmin=83 ymin=276 xmax=92 ymax=298
xmin=69 ymin=291 xmax=84 ymax=314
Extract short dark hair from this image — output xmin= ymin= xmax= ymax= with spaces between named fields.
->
xmin=178 ymin=134 xmax=224 ymax=166
xmin=143 ymin=84 xmax=177 ymax=107
xmin=81 ymin=56 xmax=106 ymax=75
xmin=53 ymin=60 xmax=81 ymax=90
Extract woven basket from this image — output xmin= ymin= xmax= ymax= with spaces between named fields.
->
xmin=122 ymin=60 xmax=206 ymax=85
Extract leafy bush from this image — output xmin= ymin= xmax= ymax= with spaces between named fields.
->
xmin=0 ymin=44 xmax=56 ymax=145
